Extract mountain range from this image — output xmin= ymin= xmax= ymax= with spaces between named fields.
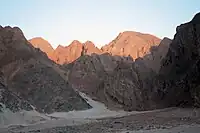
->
xmin=29 ymin=31 xmax=161 ymax=65
xmin=1 ymin=12 xmax=200 ymax=117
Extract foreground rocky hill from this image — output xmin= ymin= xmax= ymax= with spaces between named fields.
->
xmin=0 ymin=26 xmax=91 ymax=113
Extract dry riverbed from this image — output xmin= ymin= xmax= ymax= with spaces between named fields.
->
xmin=1 ymin=107 xmax=200 ymax=133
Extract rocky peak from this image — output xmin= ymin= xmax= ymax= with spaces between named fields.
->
xmin=57 ymin=44 xmax=65 ymax=49
xmin=83 ymin=41 xmax=102 ymax=55
xmin=0 ymin=26 xmax=27 ymax=43
xmin=70 ymin=40 xmax=82 ymax=47
xmin=84 ymin=41 xmax=95 ymax=47
xmin=29 ymin=37 xmax=54 ymax=57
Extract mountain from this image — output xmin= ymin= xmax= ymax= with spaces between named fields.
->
xmin=101 ymin=31 xmax=161 ymax=59
xmin=29 ymin=37 xmax=54 ymax=57
xmin=64 ymin=13 xmax=200 ymax=111
xmin=0 ymin=26 xmax=91 ymax=113
xmin=27 ymin=31 xmax=166 ymax=111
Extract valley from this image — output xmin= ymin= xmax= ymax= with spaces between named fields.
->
xmin=0 ymin=12 xmax=200 ymax=133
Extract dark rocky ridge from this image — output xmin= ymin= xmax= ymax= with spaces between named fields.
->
xmin=0 ymin=26 xmax=91 ymax=113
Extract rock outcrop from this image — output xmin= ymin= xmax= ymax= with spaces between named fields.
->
xmin=0 ymin=26 xmax=91 ymax=113
xmin=29 ymin=37 xmax=54 ymax=57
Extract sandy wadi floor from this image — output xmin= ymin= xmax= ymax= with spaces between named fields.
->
xmin=0 ymin=92 xmax=200 ymax=133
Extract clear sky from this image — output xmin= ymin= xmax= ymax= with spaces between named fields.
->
xmin=1 ymin=0 xmax=200 ymax=48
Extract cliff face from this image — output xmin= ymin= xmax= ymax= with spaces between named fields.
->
xmin=156 ymin=12 xmax=200 ymax=107
xmin=0 ymin=26 xmax=91 ymax=113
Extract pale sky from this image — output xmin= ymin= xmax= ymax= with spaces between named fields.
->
xmin=1 ymin=0 xmax=200 ymax=48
